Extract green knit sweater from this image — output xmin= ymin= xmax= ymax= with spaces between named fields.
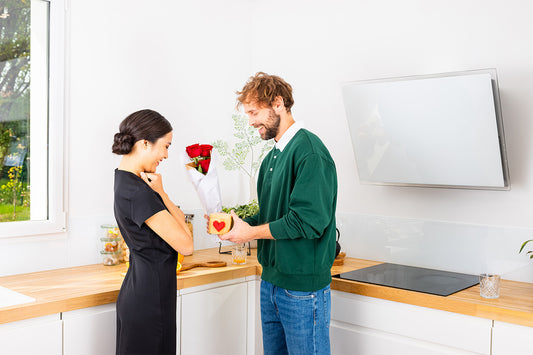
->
xmin=245 ymin=129 xmax=338 ymax=291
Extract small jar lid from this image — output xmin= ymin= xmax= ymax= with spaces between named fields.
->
xmin=100 ymin=250 xmax=122 ymax=255
xmin=100 ymin=236 xmax=122 ymax=242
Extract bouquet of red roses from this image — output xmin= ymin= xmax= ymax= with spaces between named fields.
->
xmin=182 ymin=143 xmax=222 ymax=215
xmin=185 ymin=143 xmax=212 ymax=175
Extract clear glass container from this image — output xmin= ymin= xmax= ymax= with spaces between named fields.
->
xmin=185 ymin=214 xmax=194 ymax=254
xmin=120 ymin=238 xmax=130 ymax=262
xmin=100 ymin=250 xmax=122 ymax=266
xmin=232 ymin=244 xmax=247 ymax=265
xmin=479 ymin=274 xmax=501 ymax=299
xmin=100 ymin=237 xmax=122 ymax=252
xmin=100 ymin=224 xmax=120 ymax=239
xmin=185 ymin=214 xmax=194 ymax=236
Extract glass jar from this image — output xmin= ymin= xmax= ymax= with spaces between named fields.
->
xmin=100 ymin=236 xmax=122 ymax=252
xmin=120 ymin=238 xmax=130 ymax=262
xmin=100 ymin=250 xmax=122 ymax=266
xmin=185 ymin=214 xmax=194 ymax=236
xmin=99 ymin=224 xmax=124 ymax=264
xmin=100 ymin=224 xmax=120 ymax=239
xmin=232 ymin=244 xmax=247 ymax=265
xmin=185 ymin=213 xmax=194 ymax=237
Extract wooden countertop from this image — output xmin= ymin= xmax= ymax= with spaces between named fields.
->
xmin=332 ymin=258 xmax=533 ymax=328
xmin=0 ymin=248 xmax=259 ymax=325
xmin=1 ymin=248 xmax=533 ymax=328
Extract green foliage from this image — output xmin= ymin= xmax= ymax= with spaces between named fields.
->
xmin=0 ymin=0 xmax=31 ymax=103
xmin=222 ymin=199 xmax=259 ymax=219
xmin=0 ymin=203 xmax=29 ymax=222
xmin=0 ymin=166 xmax=28 ymax=219
xmin=1 ymin=1 xmax=31 ymax=174
xmin=0 ymin=127 xmax=12 ymax=163
xmin=212 ymin=112 xmax=274 ymax=178
xmin=519 ymin=240 xmax=533 ymax=259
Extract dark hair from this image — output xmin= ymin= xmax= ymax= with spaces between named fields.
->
xmin=236 ymin=72 xmax=294 ymax=112
xmin=112 ymin=109 xmax=172 ymax=155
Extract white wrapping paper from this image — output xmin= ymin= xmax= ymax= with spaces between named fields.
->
xmin=181 ymin=149 xmax=222 ymax=215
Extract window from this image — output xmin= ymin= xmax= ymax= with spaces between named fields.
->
xmin=0 ymin=0 xmax=65 ymax=238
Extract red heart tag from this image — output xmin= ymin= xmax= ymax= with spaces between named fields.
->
xmin=213 ymin=220 xmax=226 ymax=232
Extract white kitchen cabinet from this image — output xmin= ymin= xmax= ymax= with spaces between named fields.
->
xmin=492 ymin=320 xmax=533 ymax=355
xmin=63 ymin=303 xmax=117 ymax=355
xmin=247 ymin=276 xmax=263 ymax=355
xmin=330 ymin=290 xmax=492 ymax=355
xmin=0 ymin=313 xmax=62 ymax=355
xmin=180 ymin=278 xmax=248 ymax=355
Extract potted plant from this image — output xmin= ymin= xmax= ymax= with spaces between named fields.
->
xmin=221 ymin=199 xmax=259 ymax=220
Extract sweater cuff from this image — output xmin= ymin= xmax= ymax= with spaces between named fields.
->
xmin=269 ymin=218 xmax=288 ymax=240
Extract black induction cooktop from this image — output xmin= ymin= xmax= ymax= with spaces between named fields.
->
xmin=333 ymin=263 xmax=479 ymax=296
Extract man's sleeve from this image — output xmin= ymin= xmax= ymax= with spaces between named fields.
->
xmin=244 ymin=213 xmax=260 ymax=227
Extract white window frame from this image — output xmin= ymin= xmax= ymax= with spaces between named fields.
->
xmin=0 ymin=0 xmax=66 ymax=238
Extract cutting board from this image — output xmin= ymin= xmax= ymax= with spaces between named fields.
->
xmin=180 ymin=260 xmax=227 ymax=271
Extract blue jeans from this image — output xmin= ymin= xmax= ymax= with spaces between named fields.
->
xmin=260 ymin=280 xmax=331 ymax=355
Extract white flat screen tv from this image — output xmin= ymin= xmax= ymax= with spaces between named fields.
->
xmin=341 ymin=69 xmax=510 ymax=190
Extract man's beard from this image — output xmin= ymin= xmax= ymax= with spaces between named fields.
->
xmin=261 ymin=109 xmax=281 ymax=140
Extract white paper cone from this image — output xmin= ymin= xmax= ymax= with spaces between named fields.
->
xmin=182 ymin=150 xmax=222 ymax=215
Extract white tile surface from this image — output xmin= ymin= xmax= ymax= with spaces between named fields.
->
xmin=336 ymin=211 xmax=533 ymax=283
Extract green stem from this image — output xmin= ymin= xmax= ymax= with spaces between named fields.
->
xmin=244 ymin=128 xmax=256 ymax=177
xmin=224 ymin=153 xmax=251 ymax=177
xmin=249 ymin=143 xmax=254 ymax=177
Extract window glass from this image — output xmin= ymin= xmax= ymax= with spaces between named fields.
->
xmin=0 ymin=0 xmax=33 ymax=222
xmin=0 ymin=0 xmax=65 ymax=237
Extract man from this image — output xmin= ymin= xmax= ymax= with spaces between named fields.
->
xmin=220 ymin=72 xmax=338 ymax=355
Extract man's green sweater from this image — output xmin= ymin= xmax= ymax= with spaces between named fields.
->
xmin=245 ymin=129 xmax=338 ymax=291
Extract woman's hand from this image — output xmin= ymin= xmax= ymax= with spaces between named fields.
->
xmin=140 ymin=172 xmax=165 ymax=196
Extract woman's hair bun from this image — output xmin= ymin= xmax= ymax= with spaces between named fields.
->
xmin=112 ymin=109 xmax=172 ymax=155
xmin=112 ymin=132 xmax=136 ymax=155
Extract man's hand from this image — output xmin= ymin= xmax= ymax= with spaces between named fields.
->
xmin=219 ymin=210 xmax=254 ymax=244
xmin=220 ymin=210 xmax=274 ymax=242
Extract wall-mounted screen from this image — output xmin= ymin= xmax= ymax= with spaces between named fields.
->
xmin=341 ymin=69 xmax=510 ymax=190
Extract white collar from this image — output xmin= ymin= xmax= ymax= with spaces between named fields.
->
xmin=275 ymin=121 xmax=304 ymax=152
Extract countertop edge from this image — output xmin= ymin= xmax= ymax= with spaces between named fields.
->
xmin=2 ymin=250 xmax=533 ymax=328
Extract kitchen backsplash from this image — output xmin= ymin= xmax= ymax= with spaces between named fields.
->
xmin=2 ymin=210 xmax=533 ymax=283
xmin=336 ymin=211 xmax=533 ymax=283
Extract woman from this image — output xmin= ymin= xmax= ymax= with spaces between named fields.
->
xmin=112 ymin=109 xmax=193 ymax=354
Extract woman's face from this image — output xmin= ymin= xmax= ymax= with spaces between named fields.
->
xmin=143 ymin=131 xmax=173 ymax=173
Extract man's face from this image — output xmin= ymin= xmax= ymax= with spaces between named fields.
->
xmin=243 ymin=102 xmax=280 ymax=141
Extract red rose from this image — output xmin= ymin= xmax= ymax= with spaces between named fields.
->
xmin=200 ymin=144 xmax=212 ymax=157
xmin=198 ymin=158 xmax=211 ymax=174
xmin=186 ymin=144 xmax=202 ymax=158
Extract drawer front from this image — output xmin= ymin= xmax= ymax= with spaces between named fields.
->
xmin=331 ymin=290 xmax=491 ymax=354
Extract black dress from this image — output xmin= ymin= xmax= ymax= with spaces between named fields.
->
xmin=114 ymin=169 xmax=177 ymax=355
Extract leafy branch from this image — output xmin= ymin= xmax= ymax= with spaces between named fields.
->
xmin=519 ymin=240 xmax=533 ymax=259
xmin=212 ymin=112 xmax=274 ymax=178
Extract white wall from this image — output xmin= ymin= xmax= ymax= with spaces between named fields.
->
xmin=2 ymin=0 xmax=533 ymax=282
xmin=247 ymin=0 xmax=533 ymax=281
xmin=0 ymin=0 xmax=253 ymax=275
